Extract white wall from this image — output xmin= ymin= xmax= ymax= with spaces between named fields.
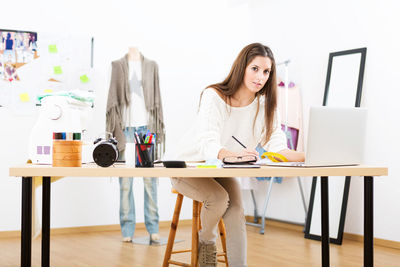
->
xmin=1 ymin=0 xmax=399 ymax=244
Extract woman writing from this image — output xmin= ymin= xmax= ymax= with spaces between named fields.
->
xmin=173 ymin=43 xmax=305 ymax=267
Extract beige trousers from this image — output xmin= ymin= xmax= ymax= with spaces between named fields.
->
xmin=171 ymin=177 xmax=247 ymax=267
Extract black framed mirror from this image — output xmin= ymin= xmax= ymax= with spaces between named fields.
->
xmin=304 ymin=48 xmax=367 ymax=244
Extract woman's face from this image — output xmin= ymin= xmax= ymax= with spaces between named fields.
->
xmin=242 ymin=56 xmax=272 ymax=94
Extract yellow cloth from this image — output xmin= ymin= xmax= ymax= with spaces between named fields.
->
xmin=261 ymin=152 xmax=288 ymax=162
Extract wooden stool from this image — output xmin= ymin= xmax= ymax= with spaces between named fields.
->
xmin=163 ymin=189 xmax=228 ymax=267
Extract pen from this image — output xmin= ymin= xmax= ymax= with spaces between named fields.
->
xmin=134 ymin=132 xmax=141 ymax=144
xmin=232 ymin=135 xmax=247 ymax=149
xmin=136 ymin=144 xmax=142 ymax=164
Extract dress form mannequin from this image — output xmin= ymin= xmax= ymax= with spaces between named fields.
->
xmin=123 ymin=46 xmax=160 ymax=243
xmin=128 ymin=46 xmax=141 ymax=61
xmin=107 ymin=48 xmax=165 ymax=244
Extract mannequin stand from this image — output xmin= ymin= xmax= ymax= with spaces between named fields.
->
xmin=132 ymin=235 xmax=181 ymax=246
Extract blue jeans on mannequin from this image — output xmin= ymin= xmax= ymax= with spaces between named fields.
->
xmin=119 ymin=126 xmax=159 ymax=239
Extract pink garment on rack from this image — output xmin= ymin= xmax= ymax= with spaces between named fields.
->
xmin=276 ymin=85 xmax=304 ymax=152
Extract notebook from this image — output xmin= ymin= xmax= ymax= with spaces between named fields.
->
xmin=266 ymin=106 xmax=367 ymax=167
xmin=223 ymin=164 xmax=260 ymax=168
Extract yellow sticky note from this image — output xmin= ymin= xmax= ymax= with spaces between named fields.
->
xmin=19 ymin=93 xmax=30 ymax=102
xmin=197 ymin=165 xmax=217 ymax=168
xmin=80 ymin=74 xmax=90 ymax=83
xmin=44 ymin=89 xmax=53 ymax=93
xmin=53 ymin=66 xmax=62 ymax=75
xmin=48 ymin=45 xmax=58 ymax=53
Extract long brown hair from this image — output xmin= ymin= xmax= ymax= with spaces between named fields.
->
xmin=204 ymin=43 xmax=277 ymax=145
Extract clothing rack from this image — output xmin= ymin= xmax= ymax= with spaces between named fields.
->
xmin=276 ymin=60 xmax=291 ymax=136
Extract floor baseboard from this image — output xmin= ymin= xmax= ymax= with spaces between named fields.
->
xmin=0 ymin=219 xmax=192 ymax=239
xmin=246 ymin=215 xmax=304 ymax=232
xmin=343 ymin=232 xmax=400 ymax=250
xmin=0 ymin=230 xmax=20 ymax=239
xmin=245 ymin=215 xmax=400 ymax=250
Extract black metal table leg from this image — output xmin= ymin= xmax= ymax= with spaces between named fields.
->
xmin=42 ymin=177 xmax=51 ymax=267
xmin=21 ymin=177 xmax=32 ymax=267
xmin=364 ymin=176 xmax=373 ymax=267
xmin=321 ymin=176 xmax=330 ymax=267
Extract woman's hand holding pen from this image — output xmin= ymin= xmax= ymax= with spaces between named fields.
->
xmin=238 ymin=148 xmax=259 ymax=159
xmin=217 ymin=148 xmax=259 ymax=160
xmin=229 ymin=135 xmax=259 ymax=159
xmin=217 ymin=148 xmax=237 ymax=160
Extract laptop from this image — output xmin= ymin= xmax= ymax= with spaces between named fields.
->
xmin=266 ymin=106 xmax=367 ymax=167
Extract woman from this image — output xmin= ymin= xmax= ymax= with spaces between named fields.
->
xmin=172 ymin=43 xmax=305 ymax=267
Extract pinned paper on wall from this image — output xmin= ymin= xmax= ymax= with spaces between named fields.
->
xmin=53 ymin=66 xmax=63 ymax=75
xmin=0 ymin=31 xmax=94 ymax=114
xmin=19 ymin=93 xmax=30 ymax=102
xmin=80 ymin=74 xmax=89 ymax=83
xmin=48 ymin=45 xmax=58 ymax=54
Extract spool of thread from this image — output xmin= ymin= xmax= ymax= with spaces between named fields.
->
xmin=73 ymin=133 xmax=81 ymax=140
xmin=66 ymin=132 xmax=73 ymax=140
xmin=53 ymin=132 xmax=64 ymax=140
xmin=53 ymin=132 xmax=82 ymax=140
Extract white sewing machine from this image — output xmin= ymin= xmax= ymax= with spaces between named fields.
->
xmin=28 ymin=93 xmax=94 ymax=164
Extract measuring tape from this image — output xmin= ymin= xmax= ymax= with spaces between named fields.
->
xmin=261 ymin=152 xmax=288 ymax=163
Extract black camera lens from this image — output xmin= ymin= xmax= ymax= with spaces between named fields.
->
xmin=93 ymin=141 xmax=119 ymax=167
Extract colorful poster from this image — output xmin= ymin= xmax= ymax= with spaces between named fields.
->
xmin=0 ymin=29 xmax=38 ymax=81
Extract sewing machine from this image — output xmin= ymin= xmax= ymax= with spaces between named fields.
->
xmin=28 ymin=93 xmax=94 ymax=164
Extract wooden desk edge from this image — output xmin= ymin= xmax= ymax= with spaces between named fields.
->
xmin=9 ymin=164 xmax=388 ymax=178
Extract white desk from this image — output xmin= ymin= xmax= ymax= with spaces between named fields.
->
xmin=9 ymin=163 xmax=388 ymax=267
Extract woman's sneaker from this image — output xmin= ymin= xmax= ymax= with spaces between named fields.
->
xmin=198 ymin=242 xmax=217 ymax=267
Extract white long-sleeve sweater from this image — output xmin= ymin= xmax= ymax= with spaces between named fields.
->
xmin=175 ymin=88 xmax=288 ymax=161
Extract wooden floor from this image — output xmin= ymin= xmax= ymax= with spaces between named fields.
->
xmin=1 ymin=224 xmax=399 ymax=267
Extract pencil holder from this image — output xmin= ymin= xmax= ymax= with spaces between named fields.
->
xmin=135 ymin=143 xmax=154 ymax=168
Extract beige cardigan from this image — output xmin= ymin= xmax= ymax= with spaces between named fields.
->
xmin=106 ymin=54 xmax=165 ymax=157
